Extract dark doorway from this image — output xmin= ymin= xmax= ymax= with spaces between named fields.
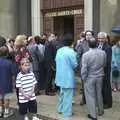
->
xmin=64 ymin=16 xmax=74 ymax=39
xmin=54 ymin=16 xmax=74 ymax=40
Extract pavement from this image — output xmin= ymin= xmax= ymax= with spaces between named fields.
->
xmin=8 ymin=84 xmax=120 ymax=120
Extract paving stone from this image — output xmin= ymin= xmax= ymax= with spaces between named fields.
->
xmin=9 ymin=87 xmax=120 ymax=120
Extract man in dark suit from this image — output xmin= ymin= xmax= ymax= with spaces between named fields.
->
xmin=97 ymin=32 xmax=112 ymax=109
xmin=44 ymin=33 xmax=63 ymax=95
xmin=44 ymin=34 xmax=56 ymax=96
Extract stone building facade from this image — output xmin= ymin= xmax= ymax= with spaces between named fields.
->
xmin=0 ymin=0 xmax=31 ymax=38
xmin=0 ymin=0 xmax=120 ymax=39
xmin=41 ymin=0 xmax=84 ymax=40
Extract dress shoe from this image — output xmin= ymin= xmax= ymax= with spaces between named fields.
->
xmin=104 ymin=105 xmax=112 ymax=109
xmin=87 ymin=114 xmax=97 ymax=120
xmin=98 ymin=111 xmax=104 ymax=116
xmin=52 ymin=88 xmax=58 ymax=93
xmin=80 ymin=101 xmax=86 ymax=106
xmin=35 ymin=90 xmax=41 ymax=96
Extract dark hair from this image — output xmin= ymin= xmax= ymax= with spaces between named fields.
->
xmin=106 ymin=35 xmax=111 ymax=44
xmin=42 ymin=33 xmax=47 ymax=37
xmin=63 ymin=34 xmax=73 ymax=46
xmin=0 ymin=46 xmax=9 ymax=57
xmin=0 ymin=36 xmax=6 ymax=47
xmin=54 ymin=32 xmax=58 ymax=37
xmin=34 ymin=36 xmax=45 ymax=45
xmin=88 ymin=39 xmax=97 ymax=48
xmin=85 ymin=30 xmax=94 ymax=37
xmin=8 ymin=38 xmax=15 ymax=43
xmin=34 ymin=36 xmax=41 ymax=44
xmin=80 ymin=32 xmax=85 ymax=38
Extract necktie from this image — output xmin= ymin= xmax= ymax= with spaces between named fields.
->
xmin=98 ymin=43 xmax=103 ymax=49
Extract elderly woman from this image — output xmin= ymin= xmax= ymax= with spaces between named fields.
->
xmin=111 ymin=39 xmax=120 ymax=91
xmin=97 ymin=32 xmax=112 ymax=109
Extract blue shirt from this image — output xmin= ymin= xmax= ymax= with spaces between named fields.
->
xmin=55 ymin=47 xmax=77 ymax=88
xmin=0 ymin=57 xmax=15 ymax=94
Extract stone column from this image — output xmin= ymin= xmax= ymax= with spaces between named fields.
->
xmin=93 ymin=0 xmax=100 ymax=33
xmin=0 ymin=0 xmax=18 ymax=38
xmin=84 ymin=0 xmax=93 ymax=30
xmin=100 ymin=0 xmax=117 ymax=33
xmin=17 ymin=0 xmax=31 ymax=36
xmin=31 ymin=0 xmax=42 ymax=36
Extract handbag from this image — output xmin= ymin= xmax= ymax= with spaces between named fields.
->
xmin=112 ymin=67 xmax=119 ymax=78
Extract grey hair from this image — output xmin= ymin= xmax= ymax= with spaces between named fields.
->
xmin=97 ymin=32 xmax=107 ymax=38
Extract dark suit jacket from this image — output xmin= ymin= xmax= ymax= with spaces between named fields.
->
xmin=97 ymin=42 xmax=112 ymax=107
xmin=44 ymin=41 xmax=56 ymax=69
xmin=102 ymin=42 xmax=112 ymax=74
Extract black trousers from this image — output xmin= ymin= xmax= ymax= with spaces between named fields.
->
xmin=38 ymin=61 xmax=45 ymax=90
xmin=102 ymin=74 xmax=112 ymax=108
xmin=45 ymin=66 xmax=55 ymax=93
xmin=19 ymin=100 xmax=37 ymax=115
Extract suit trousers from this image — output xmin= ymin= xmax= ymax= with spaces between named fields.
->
xmin=84 ymin=77 xmax=103 ymax=118
xmin=58 ymin=88 xmax=74 ymax=117
xmin=45 ymin=66 xmax=54 ymax=93
xmin=102 ymin=72 xmax=112 ymax=108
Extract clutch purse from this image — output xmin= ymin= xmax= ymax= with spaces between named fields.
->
xmin=112 ymin=67 xmax=119 ymax=78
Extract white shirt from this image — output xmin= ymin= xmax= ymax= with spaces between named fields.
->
xmin=16 ymin=71 xmax=37 ymax=103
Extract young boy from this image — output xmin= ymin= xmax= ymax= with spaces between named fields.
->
xmin=0 ymin=46 xmax=15 ymax=118
xmin=16 ymin=58 xmax=41 ymax=120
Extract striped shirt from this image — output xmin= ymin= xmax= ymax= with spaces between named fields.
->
xmin=16 ymin=72 xmax=37 ymax=103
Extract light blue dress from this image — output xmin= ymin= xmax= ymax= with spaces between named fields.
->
xmin=55 ymin=46 xmax=77 ymax=117
xmin=111 ymin=45 xmax=120 ymax=83
xmin=55 ymin=46 xmax=77 ymax=88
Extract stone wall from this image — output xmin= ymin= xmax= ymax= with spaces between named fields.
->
xmin=42 ymin=0 xmax=84 ymax=10
xmin=42 ymin=0 xmax=84 ymax=40
xmin=0 ymin=0 xmax=18 ymax=38
xmin=74 ymin=14 xmax=84 ymax=40
xmin=100 ymin=0 xmax=118 ymax=34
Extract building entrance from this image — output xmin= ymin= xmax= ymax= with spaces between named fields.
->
xmin=54 ymin=16 xmax=74 ymax=40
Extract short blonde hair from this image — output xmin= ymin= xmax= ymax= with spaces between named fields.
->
xmin=14 ymin=35 xmax=27 ymax=46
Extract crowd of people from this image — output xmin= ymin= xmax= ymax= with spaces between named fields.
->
xmin=0 ymin=31 xmax=120 ymax=120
